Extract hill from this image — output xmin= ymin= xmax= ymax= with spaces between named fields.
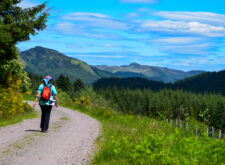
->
xmin=20 ymin=46 xmax=113 ymax=85
xmin=176 ymin=70 xmax=225 ymax=94
xmin=94 ymin=63 xmax=204 ymax=83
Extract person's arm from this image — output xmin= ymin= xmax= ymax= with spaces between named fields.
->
xmin=54 ymin=95 xmax=58 ymax=107
xmin=33 ymin=93 xmax=40 ymax=107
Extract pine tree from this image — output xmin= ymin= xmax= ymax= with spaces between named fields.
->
xmin=0 ymin=0 xmax=48 ymax=89
xmin=73 ymin=79 xmax=85 ymax=92
xmin=56 ymin=74 xmax=72 ymax=93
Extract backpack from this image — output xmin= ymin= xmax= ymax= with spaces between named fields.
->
xmin=41 ymin=85 xmax=52 ymax=101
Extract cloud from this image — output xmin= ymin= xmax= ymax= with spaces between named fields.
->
xmin=55 ymin=22 xmax=125 ymax=40
xmin=67 ymin=12 xmax=108 ymax=18
xmin=120 ymin=0 xmax=158 ymax=4
xmin=152 ymin=37 xmax=202 ymax=45
xmin=140 ymin=20 xmax=225 ymax=37
xmin=17 ymin=0 xmax=40 ymax=8
xmin=66 ymin=51 xmax=139 ymax=59
xmin=152 ymin=11 xmax=225 ymax=26
xmin=61 ymin=12 xmax=130 ymax=30
xmin=103 ymin=44 xmax=122 ymax=48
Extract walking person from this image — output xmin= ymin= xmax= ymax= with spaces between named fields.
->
xmin=33 ymin=76 xmax=58 ymax=133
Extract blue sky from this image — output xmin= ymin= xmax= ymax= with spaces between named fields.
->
xmin=17 ymin=0 xmax=225 ymax=71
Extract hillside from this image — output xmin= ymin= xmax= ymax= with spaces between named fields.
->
xmin=20 ymin=46 xmax=113 ymax=85
xmin=176 ymin=70 xmax=225 ymax=94
xmin=94 ymin=63 xmax=204 ymax=83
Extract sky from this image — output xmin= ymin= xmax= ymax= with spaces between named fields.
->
xmin=17 ymin=0 xmax=225 ymax=71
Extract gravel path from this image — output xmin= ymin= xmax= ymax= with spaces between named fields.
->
xmin=0 ymin=101 xmax=100 ymax=165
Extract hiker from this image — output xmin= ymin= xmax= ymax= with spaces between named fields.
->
xmin=33 ymin=76 xmax=58 ymax=133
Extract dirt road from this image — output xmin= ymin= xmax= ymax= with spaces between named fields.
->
xmin=0 ymin=101 xmax=100 ymax=165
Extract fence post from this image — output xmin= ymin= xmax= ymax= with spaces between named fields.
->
xmin=170 ymin=119 xmax=172 ymax=125
xmin=179 ymin=120 xmax=182 ymax=128
xmin=212 ymin=126 xmax=214 ymax=137
xmin=219 ymin=129 xmax=221 ymax=139
xmin=186 ymin=122 xmax=189 ymax=131
xmin=175 ymin=119 xmax=178 ymax=126
xmin=206 ymin=127 xmax=208 ymax=137
xmin=195 ymin=125 xmax=198 ymax=136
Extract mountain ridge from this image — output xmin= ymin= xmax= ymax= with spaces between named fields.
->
xmin=20 ymin=46 xmax=205 ymax=84
xmin=94 ymin=63 xmax=205 ymax=83
xmin=20 ymin=46 xmax=113 ymax=85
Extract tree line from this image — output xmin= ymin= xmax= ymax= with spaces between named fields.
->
xmin=93 ymin=76 xmax=225 ymax=95
xmin=95 ymin=87 xmax=225 ymax=129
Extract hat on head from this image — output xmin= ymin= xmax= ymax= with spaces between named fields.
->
xmin=45 ymin=76 xmax=53 ymax=79
xmin=43 ymin=75 xmax=53 ymax=86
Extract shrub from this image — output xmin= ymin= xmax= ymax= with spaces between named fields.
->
xmin=0 ymin=78 xmax=24 ymax=118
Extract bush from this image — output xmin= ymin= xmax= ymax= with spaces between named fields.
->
xmin=0 ymin=78 xmax=24 ymax=118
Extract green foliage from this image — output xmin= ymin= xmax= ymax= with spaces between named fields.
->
xmin=27 ymin=72 xmax=43 ymax=93
xmin=0 ymin=0 xmax=48 ymax=60
xmin=0 ymin=0 xmax=48 ymax=91
xmin=0 ymin=104 xmax=37 ymax=127
xmin=57 ymin=89 xmax=73 ymax=106
xmin=64 ymin=101 xmax=225 ymax=164
xmin=176 ymin=70 xmax=225 ymax=95
xmin=73 ymin=78 xmax=85 ymax=92
xmin=95 ymin=88 xmax=225 ymax=129
xmin=0 ymin=58 xmax=31 ymax=91
xmin=93 ymin=77 xmax=174 ymax=91
xmin=99 ymin=120 xmax=225 ymax=165
xmin=56 ymin=74 xmax=73 ymax=93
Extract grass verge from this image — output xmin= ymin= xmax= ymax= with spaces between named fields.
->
xmin=61 ymin=103 xmax=225 ymax=165
xmin=0 ymin=111 xmax=38 ymax=127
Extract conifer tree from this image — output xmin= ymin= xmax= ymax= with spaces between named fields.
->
xmin=73 ymin=78 xmax=85 ymax=92
xmin=0 ymin=0 xmax=48 ymax=89
xmin=56 ymin=74 xmax=72 ymax=93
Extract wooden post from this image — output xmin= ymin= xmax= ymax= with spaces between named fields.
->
xmin=219 ymin=129 xmax=222 ymax=139
xmin=186 ymin=122 xmax=189 ymax=130
xmin=206 ymin=127 xmax=209 ymax=137
xmin=179 ymin=120 xmax=182 ymax=128
xmin=175 ymin=119 xmax=178 ymax=126
xmin=170 ymin=119 xmax=172 ymax=125
xmin=212 ymin=126 xmax=214 ymax=137
xmin=195 ymin=125 xmax=198 ymax=136
xmin=167 ymin=119 xmax=169 ymax=123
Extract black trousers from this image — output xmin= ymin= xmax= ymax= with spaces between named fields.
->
xmin=40 ymin=105 xmax=52 ymax=131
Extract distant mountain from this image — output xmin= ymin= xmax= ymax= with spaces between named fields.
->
xmin=176 ymin=70 xmax=225 ymax=94
xmin=94 ymin=63 xmax=205 ymax=83
xmin=20 ymin=46 xmax=113 ymax=85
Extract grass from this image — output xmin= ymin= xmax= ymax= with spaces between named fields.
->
xmin=23 ymin=94 xmax=34 ymax=101
xmin=60 ymin=103 xmax=225 ymax=165
xmin=0 ymin=111 xmax=38 ymax=127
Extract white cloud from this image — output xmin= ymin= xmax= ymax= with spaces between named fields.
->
xmin=140 ymin=20 xmax=225 ymax=37
xmin=55 ymin=22 xmax=123 ymax=39
xmin=64 ymin=12 xmax=108 ymax=19
xmin=75 ymin=55 xmax=123 ymax=58
xmin=161 ymin=43 xmax=211 ymax=55
xmin=152 ymin=37 xmax=202 ymax=45
xmin=62 ymin=12 xmax=130 ymax=30
xmin=120 ymin=0 xmax=158 ymax=4
xmin=152 ymin=11 xmax=225 ymax=26
xmin=17 ymin=0 xmax=40 ymax=8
